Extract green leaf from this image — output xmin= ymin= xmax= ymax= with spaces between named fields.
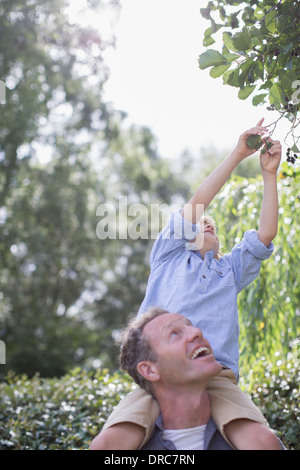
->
xmin=210 ymin=63 xmax=231 ymax=78
xmin=254 ymin=7 xmax=265 ymax=21
xmin=237 ymin=58 xmax=255 ymax=88
xmin=238 ymin=85 xmax=256 ymax=99
xmin=252 ymin=93 xmax=268 ymax=106
xmin=269 ymin=83 xmax=285 ymax=109
xmin=232 ymin=27 xmax=252 ymax=51
xmin=223 ymin=68 xmax=240 ymax=87
xmin=222 ymin=32 xmax=237 ymax=51
xmin=264 ymin=9 xmax=277 ymax=33
xmin=279 ymin=42 xmax=293 ymax=54
xmin=246 ymin=134 xmax=262 ymax=150
xmin=291 ymin=144 xmax=300 ymax=153
xmin=259 ymin=80 xmax=273 ymax=91
xmin=255 ymin=61 xmax=264 ymax=81
xmin=224 ymin=53 xmax=240 ymax=63
xmin=203 ymin=37 xmax=216 ymax=47
xmin=278 ymin=71 xmax=294 ymax=94
xmin=198 ymin=49 xmax=228 ymax=70
xmin=200 ymin=7 xmax=212 ymax=20
xmin=261 ymin=141 xmax=274 ymax=154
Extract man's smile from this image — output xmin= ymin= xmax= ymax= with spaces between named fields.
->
xmin=190 ymin=346 xmax=211 ymax=360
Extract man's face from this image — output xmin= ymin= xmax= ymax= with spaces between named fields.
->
xmin=142 ymin=313 xmax=222 ymax=390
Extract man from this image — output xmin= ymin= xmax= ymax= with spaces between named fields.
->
xmin=91 ymin=307 xmax=237 ymax=450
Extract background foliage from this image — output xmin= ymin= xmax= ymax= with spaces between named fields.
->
xmin=0 ymin=0 xmax=189 ymax=376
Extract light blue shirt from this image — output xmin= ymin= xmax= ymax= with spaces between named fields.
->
xmin=138 ymin=209 xmax=274 ymax=380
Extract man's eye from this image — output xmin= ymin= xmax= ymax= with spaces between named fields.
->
xmin=170 ymin=330 xmax=179 ymax=337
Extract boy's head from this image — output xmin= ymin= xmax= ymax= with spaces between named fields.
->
xmin=194 ymin=215 xmax=221 ymax=259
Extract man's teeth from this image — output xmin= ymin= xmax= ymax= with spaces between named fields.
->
xmin=190 ymin=347 xmax=209 ymax=359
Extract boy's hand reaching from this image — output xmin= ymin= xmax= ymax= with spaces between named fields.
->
xmin=260 ymin=138 xmax=282 ymax=175
xmin=235 ymin=118 xmax=268 ymax=160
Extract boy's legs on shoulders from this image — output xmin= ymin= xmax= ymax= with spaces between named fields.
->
xmin=208 ymin=368 xmax=282 ymax=450
xmin=224 ymin=419 xmax=282 ymax=450
xmin=89 ymin=422 xmax=146 ymax=450
xmin=89 ymin=387 xmax=159 ymax=450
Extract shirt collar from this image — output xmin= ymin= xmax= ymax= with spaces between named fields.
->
xmin=154 ymin=414 xmax=218 ymax=450
xmin=184 ymin=245 xmax=215 ymax=262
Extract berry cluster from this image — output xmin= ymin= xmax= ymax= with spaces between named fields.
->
xmin=286 ymin=148 xmax=298 ymax=164
xmin=291 ymin=46 xmax=300 ymax=57
xmin=266 ymin=99 xmax=299 ymax=114
xmin=283 ymin=96 xmax=299 ymax=113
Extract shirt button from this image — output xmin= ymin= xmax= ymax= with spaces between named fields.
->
xmin=202 ymin=274 xmax=206 ymax=279
xmin=219 ymin=271 xmax=222 ymax=275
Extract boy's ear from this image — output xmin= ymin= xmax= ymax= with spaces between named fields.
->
xmin=137 ymin=361 xmax=160 ymax=383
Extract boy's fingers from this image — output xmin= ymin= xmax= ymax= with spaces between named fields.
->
xmin=244 ymin=127 xmax=266 ymax=137
xmin=256 ymin=118 xmax=264 ymax=126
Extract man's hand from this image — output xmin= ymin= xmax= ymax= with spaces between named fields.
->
xmin=260 ymin=138 xmax=282 ymax=175
xmin=234 ymin=118 xmax=268 ymax=160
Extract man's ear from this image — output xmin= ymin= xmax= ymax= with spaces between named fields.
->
xmin=137 ymin=361 xmax=160 ymax=383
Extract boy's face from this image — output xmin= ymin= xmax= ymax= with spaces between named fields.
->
xmin=194 ymin=216 xmax=220 ymax=255
xmin=141 ymin=313 xmax=222 ymax=390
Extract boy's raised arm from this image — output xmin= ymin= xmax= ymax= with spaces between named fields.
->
xmin=257 ymin=138 xmax=281 ymax=247
xmin=182 ymin=119 xmax=268 ymax=224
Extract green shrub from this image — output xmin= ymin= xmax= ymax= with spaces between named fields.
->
xmin=0 ymin=368 xmax=134 ymax=450
xmin=0 ymin=347 xmax=299 ymax=450
xmin=240 ymin=339 xmax=300 ymax=450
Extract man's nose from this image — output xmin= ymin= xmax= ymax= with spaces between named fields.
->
xmin=187 ymin=326 xmax=203 ymax=341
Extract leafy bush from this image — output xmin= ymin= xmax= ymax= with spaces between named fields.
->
xmin=0 ymin=346 xmax=299 ymax=450
xmin=241 ymin=339 xmax=300 ymax=450
xmin=0 ymin=368 xmax=134 ymax=450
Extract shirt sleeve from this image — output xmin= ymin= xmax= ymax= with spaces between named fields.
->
xmin=150 ymin=209 xmax=200 ymax=265
xmin=226 ymin=229 xmax=274 ymax=293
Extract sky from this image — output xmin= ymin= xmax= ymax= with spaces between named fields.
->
xmin=69 ymin=0 xmax=290 ymax=160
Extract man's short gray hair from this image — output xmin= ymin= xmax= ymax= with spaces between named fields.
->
xmin=119 ymin=307 xmax=169 ymax=395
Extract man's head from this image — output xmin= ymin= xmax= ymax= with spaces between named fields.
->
xmin=120 ymin=308 xmax=222 ymax=396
